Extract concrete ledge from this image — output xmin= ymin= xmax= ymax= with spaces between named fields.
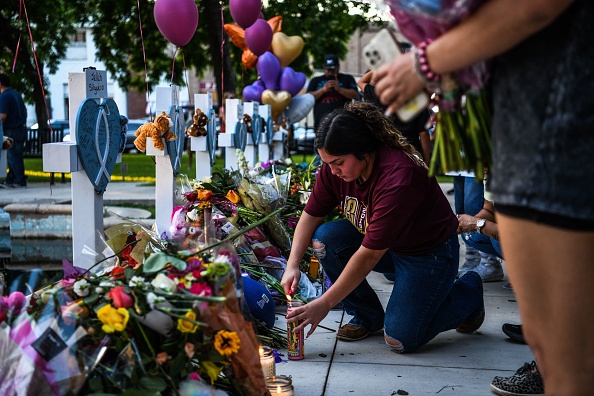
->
xmin=4 ymin=203 xmax=154 ymax=239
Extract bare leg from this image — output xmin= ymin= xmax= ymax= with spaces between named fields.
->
xmin=498 ymin=214 xmax=594 ymax=395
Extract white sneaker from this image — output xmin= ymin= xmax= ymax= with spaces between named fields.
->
xmin=472 ymin=261 xmax=504 ymax=282
xmin=458 ymin=260 xmax=480 ymax=278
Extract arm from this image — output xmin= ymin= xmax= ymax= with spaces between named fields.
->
xmin=373 ymin=0 xmax=574 ymax=113
xmin=457 ymin=201 xmax=499 ymax=240
xmin=286 ymin=245 xmax=388 ymax=337
xmin=281 ymin=211 xmax=325 ymax=295
xmin=309 ymin=84 xmax=330 ymax=101
xmin=357 ymin=70 xmax=373 ymax=92
xmin=419 ymin=130 xmax=431 ymax=162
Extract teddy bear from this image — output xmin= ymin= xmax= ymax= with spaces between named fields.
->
xmin=185 ymin=108 xmax=209 ymax=137
xmin=133 ymin=111 xmax=176 ymax=152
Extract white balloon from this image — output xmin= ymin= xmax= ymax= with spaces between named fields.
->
xmin=285 ymin=93 xmax=315 ymax=124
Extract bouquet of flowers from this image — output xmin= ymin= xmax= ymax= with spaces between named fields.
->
xmin=0 ymin=211 xmax=269 ymax=395
xmin=385 ymin=0 xmax=492 ymax=178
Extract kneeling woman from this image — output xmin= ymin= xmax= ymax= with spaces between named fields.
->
xmin=281 ymin=102 xmax=484 ymax=353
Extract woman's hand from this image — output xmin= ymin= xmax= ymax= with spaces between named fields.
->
xmin=372 ymin=52 xmax=425 ymax=115
xmin=286 ymin=297 xmax=332 ymax=338
xmin=280 ymin=264 xmax=301 ymax=296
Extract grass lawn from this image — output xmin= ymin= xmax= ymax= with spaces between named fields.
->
xmin=24 ymin=153 xmax=453 ymax=184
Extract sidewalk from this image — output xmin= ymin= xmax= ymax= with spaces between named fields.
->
xmin=0 ymin=182 xmax=533 ymax=395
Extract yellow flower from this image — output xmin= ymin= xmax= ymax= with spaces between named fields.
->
xmin=200 ymin=360 xmax=225 ymax=384
xmin=97 ymin=304 xmax=129 ymax=333
xmin=214 ymin=330 xmax=240 ymax=356
xmin=177 ymin=311 xmax=198 ymax=333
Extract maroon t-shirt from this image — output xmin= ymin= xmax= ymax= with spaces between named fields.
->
xmin=305 ymin=146 xmax=458 ymax=255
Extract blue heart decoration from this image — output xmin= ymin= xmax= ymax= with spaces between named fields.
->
xmin=166 ymin=105 xmax=186 ymax=177
xmin=76 ymin=98 xmax=121 ymax=194
xmin=251 ymin=114 xmax=262 ymax=145
xmin=206 ymin=108 xmax=217 ymax=166
xmin=266 ymin=116 xmax=274 ymax=148
xmin=234 ymin=121 xmax=247 ymax=152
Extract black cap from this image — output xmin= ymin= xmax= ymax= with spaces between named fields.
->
xmin=323 ymin=54 xmax=338 ymax=70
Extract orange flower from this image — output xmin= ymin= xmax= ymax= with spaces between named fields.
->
xmin=225 ymin=189 xmax=240 ymax=204
xmin=214 ymin=330 xmax=240 ymax=356
xmin=156 ymin=352 xmax=169 ymax=365
xmin=197 ymin=189 xmax=213 ymax=201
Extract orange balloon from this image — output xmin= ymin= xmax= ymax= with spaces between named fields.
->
xmin=224 ymin=16 xmax=283 ymax=69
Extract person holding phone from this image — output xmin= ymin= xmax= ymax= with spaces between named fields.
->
xmin=307 ymin=54 xmax=358 ymax=134
xmin=373 ymin=1 xmax=594 ymax=393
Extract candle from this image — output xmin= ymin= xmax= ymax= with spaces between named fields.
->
xmin=286 ymin=297 xmax=304 ymax=360
xmin=266 ymin=375 xmax=294 ymax=396
xmin=259 ymin=345 xmax=276 ymax=378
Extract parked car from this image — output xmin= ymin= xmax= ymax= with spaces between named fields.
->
xmin=291 ymin=123 xmax=316 ymax=155
xmin=26 ymin=119 xmax=70 ymax=156
xmin=61 ymin=117 xmax=148 ymax=153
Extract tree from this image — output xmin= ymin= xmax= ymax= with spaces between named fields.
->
xmin=0 ymin=0 xmax=86 ymax=126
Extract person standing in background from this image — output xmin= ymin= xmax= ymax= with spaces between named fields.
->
xmin=0 ymin=73 xmax=27 ymax=188
xmin=307 ymin=54 xmax=358 ymax=133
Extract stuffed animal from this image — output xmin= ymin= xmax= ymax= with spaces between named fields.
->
xmin=185 ymin=108 xmax=209 ymax=137
xmin=243 ymin=114 xmax=253 ymax=132
xmin=133 ymin=111 xmax=176 ymax=152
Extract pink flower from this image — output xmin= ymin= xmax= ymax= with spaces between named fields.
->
xmin=108 ymin=286 xmax=134 ymax=309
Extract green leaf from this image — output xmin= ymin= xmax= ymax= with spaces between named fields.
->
xmin=139 ymin=376 xmax=168 ymax=392
xmin=83 ymin=292 xmax=100 ymax=306
xmin=143 ymin=251 xmax=187 ymax=273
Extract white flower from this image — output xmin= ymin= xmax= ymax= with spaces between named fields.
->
xmin=151 ymin=273 xmax=177 ymax=292
xmin=187 ymin=208 xmax=200 ymax=221
xmin=73 ymin=279 xmax=90 ymax=297
xmin=146 ymin=292 xmax=165 ymax=309
xmin=285 ymin=157 xmax=293 ymax=165
xmin=213 ymin=254 xmax=231 ymax=265
xmin=201 ymin=176 xmax=212 ymax=184
xmin=96 ymin=280 xmax=115 ymax=294
xmin=129 ymin=276 xmax=146 ymax=288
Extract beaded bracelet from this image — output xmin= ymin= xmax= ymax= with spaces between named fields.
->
xmin=413 ymin=41 xmax=441 ymax=85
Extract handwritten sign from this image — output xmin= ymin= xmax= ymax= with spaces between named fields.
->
xmin=206 ymin=108 xmax=217 ymax=166
xmin=75 ymin=98 xmax=121 ymax=194
xmin=234 ymin=121 xmax=247 ymax=151
xmin=85 ymin=69 xmax=108 ymax=99
xmin=266 ymin=116 xmax=274 ymax=147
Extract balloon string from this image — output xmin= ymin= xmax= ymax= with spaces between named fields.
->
xmin=21 ymin=0 xmax=51 ymax=130
xmin=220 ymin=2 xmax=225 ymax=99
xmin=11 ymin=0 xmax=23 ymax=73
xmin=170 ymin=47 xmax=179 ymax=85
xmin=137 ymin=0 xmax=153 ymax=120
xmin=182 ymin=51 xmax=192 ymax=107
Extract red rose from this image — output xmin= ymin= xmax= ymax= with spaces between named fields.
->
xmin=108 ymin=286 xmax=134 ymax=309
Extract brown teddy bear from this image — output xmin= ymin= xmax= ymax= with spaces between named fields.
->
xmin=133 ymin=111 xmax=176 ymax=152
xmin=185 ymin=108 xmax=209 ymax=137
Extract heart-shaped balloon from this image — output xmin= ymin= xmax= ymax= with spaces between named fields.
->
xmin=257 ymin=51 xmax=281 ymax=91
xmin=286 ymin=93 xmax=315 ymax=124
xmin=261 ymin=90 xmax=292 ymax=122
xmin=271 ymin=32 xmax=304 ymax=68
xmin=245 ymin=19 xmax=273 ymax=56
xmin=242 ymin=80 xmax=266 ymax=103
xmin=154 ymin=0 xmax=199 ymax=47
xmin=229 ymin=0 xmax=261 ymax=29
xmin=224 ymin=16 xmax=283 ymax=68
xmin=279 ymin=67 xmax=306 ymax=97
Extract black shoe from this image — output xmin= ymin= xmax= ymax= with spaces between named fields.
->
xmin=502 ymin=323 xmax=526 ymax=344
xmin=490 ymin=361 xmax=544 ymax=395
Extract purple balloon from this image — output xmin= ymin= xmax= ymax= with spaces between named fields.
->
xmin=257 ymin=51 xmax=281 ymax=91
xmin=243 ymin=80 xmax=265 ymax=103
xmin=154 ymin=0 xmax=199 ymax=47
xmin=245 ymin=19 xmax=273 ymax=56
xmin=229 ymin=0 xmax=262 ymax=29
xmin=279 ymin=67 xmax=307 ymax=97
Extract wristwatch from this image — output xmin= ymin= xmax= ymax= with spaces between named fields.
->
xmin=476 ymin=218 xmax=486 ymax=234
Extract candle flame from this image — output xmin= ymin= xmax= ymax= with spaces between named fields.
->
xmin=286 ymin=294 xmax=292 ymax=308
xmin=259 ymin=346 xmax=264 ymax=357
xmin=277 ymin=385 xmax=281 ymax=394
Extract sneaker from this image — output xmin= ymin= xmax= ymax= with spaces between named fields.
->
xmin=502 ymin=323 xmax=526 ymax=344
xmin=458 ymin=246 xmax=481 ymax=278
xmin=0 ymin=182 xmax=13 ymax=188
xmin=10 ymin=184 xmax=26 ymax=189
xmin=473 ymin=261 xmax=504 ymax=282
xmin=490 ymin=361 xmax=544 ymax=396
xmin=337 ymin=324 xmax=378 ymax=342
xmin=456 ymin=303 xmax=485 ymax=333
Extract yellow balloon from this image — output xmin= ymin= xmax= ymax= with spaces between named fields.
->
xmin=271 ymin=32 xmax=304 ymax=68
xmin=261 ymin=90 xmax=292 ymax=121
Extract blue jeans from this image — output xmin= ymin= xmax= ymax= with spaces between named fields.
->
xmin=4 ymin=126 xmax=27 ymax=186
xmin=313 ymin=219 xmax=484 ymax=353
xmin=462 ymin=232 xmax=503 ymax=259
xmin=453 ymin=176 xmax=484 ymax=216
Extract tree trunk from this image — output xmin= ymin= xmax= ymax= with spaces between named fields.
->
xmin=203 ymin=0 xmax=236 ymax=106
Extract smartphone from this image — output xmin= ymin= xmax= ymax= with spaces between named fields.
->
xmin=362 ymin=28 xmax=430 ymax=122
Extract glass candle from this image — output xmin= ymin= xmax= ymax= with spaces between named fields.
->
xmin=259 ymin=346 xmax=276 ymax=378
xmin=266 ymin=375 xmax=294 ymax=396
xmin=287 ymin=299 xmax=304 ymax=360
